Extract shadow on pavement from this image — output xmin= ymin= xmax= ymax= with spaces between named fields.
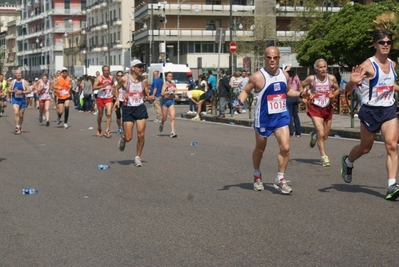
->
xmin=109 ymin=159 xmax=135 ymax=166
xmin=218 ymin=182 xmax=286 ymax=195
xmin=290 ymin=158 xmax=322 ymax=165
xmin=319 ymin=183 xmax=385 ymax=199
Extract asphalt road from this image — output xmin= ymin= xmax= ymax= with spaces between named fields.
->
xmin=1 ymin=103 xmax=398 ymax=267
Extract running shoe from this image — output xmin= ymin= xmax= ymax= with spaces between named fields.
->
xmin=309 ymin=131 xmax=316 ymax=148
xmin=104 ymin=130 xmax=112 ymax=138
xmin=341 ymin=155 xmax=353 ymax=183
xmin=170 ymin=131 xmax=177 ymax=138
xmin=64 ymin=123 xmax=68 ymax=129
xmin=56 ymin=118 xmax=62 ymax=125
xmin=39 ymin=115 xmax=43 ymax=123
xmin=191 ymin=116 xmax=201 ymax=121
xmin=117 ymin=128 xmax=123 ymax=134
xmin=134 ymin=156 xmax=143 ymax=167
xmin=159 ymin=122 xmax=164 ymax=132
xmin=321 ymin=155 xmax=330 ymax=167
xmin=273 ymin=178 xmax=292 ymax=194
xmin=118 ymin=136 xmax=125 ymax=152
xmin=14 ymin=127 xmax=20 ymax=135
xmin=253 ymin=172 xmax=264 ymax=191
xmin=46 ymin=121 xmax=50 ymax=127
xmin=97 ymin=129 xmax=102 ymax=137
xmin=386 ymin=183 xmax=399 ymax=201
xmin=93 ymin=111 xmax=98 ymax=115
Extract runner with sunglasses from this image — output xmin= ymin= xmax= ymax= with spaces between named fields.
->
xmin=115 ymin=59 xmax=151 ymax=167
xmin=341 ymin=29 xmax=399 ymax=201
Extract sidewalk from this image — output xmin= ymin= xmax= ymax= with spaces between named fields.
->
xmin=181 ymin=109 xmax=383 ymax=141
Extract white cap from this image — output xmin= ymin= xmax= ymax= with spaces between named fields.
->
xmin=61 ymin=67 xmax=68 ymax=71
xmin=8 ymin=77 xmax=12 ymax=80
xmin=35 ymin=77 xmax=39 ymax=81
xmin=130 ymin=59 xmax=146 ymax=67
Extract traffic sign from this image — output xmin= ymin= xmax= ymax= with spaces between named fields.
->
xmin=230 ymin=42 xmax=236 ymax=53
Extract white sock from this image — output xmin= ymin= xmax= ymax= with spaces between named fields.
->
xmin=276 ymin=172 xmax=284 ymax=183
xmin=345 ymin=157 xmax=353 ymax=167
xmin=388 ymin=178 xmax=396 ymax=187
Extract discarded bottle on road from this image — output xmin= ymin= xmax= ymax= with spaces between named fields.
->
xmin=22 ymin=188 xmax=38 ymax=195
xmin=98 ymin=164 xmax=111 ymax=170
xmin=190 ymin=142 xmax=198 ymax=146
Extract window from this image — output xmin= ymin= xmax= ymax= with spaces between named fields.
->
xmin=202 ymin=43 xmax=215 ymax=52
xmin=205 ymin=19 xmax=221 ymax=31
xmin=64 ymin=0 xmax=70 ymax=9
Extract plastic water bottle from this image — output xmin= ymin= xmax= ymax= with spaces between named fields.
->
xmin=98 ymin=164 xmax=111 ymax=170
xmin=190 ymin=142 xmax=198 ymax=146
xmin=22 ymin=188 xmax=38 ymax=195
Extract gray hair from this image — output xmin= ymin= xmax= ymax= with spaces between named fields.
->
xmin=314 ymin=58 xmax=327 ymax=69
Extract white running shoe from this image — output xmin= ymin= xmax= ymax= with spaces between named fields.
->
xmin=64 ymin=123 xmax=68 ymax=129
xmin=253 ymin=173 xmax=264 ymax=191
xmin=134 ymin=156 xmax=143 ymax=167
xmin=273 ymin=178 xmax=292 ymax=194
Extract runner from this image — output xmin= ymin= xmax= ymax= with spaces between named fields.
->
xmin=300 ymin=59 xmax=340 ymax=167
xmin=159 ymin=71 xmax=178 ymax=138
xmin=341 ymin=29 xmax=399 ymax=201
xmin=238 ymin=46 xmax=310 ymax=194
xmin=7 ymin=70 xmax=31 ymax=134
xmin=0 ymin=74 xmax=8 ymax=116
xmin=115 ymin=59 xmax=152 ymax=167
xmin=113 ymin=70 xmax=125 ymax=134
xmin=52 ymin=67 xmax=72 ymax=129
xmin=93 ymin=65 xmax=114 ymax=138
xmin=37 ymin=74 xmax=52 ymax=126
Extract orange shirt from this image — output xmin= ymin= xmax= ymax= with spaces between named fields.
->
xmin=56 ymin=76 xmax=71 ymax=100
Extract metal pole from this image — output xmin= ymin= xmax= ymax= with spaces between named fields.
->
xmin=149 ymin=3 xmax=152 ymax=64
xmin=177 ymin=2 xmax=180 ymax=64
xmin=163 ymin=1 xmax=166 ymax=63
xmin=229 ymin=0 xmax=233 ymax=74
xmin=151 ymin=3 xmax=154 ymax=63
xmin=107 ymin=0 xmax=111 ymax=65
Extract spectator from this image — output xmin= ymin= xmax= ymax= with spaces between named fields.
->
xmin=216 ymin=69 xmax=231 ymax=118
xmin=285 ymin=66 xmax=302 ymax=137
xmin=187 ymin=71 xmax=197 ymax=114
xmin=81 ymin=75 xmax=93 ymax=113
xmin=189 ymin=89 xmax=209 ymax=121
xmin=149 ymin=70 xmax=163 ymax=122
xmin=230 ymin=70 xmax=242 ymax=114
xmin=198 ymin=75 xmax=207 ymax=91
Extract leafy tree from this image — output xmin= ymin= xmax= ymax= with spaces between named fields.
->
xmin=296 ymin=0 xmax=399 ymax=70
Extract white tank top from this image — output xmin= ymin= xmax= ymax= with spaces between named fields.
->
xmin=310 ymin=75 xmax=333 ymax=108
xmin=361 ymin=57 xmax=396 ymax=107
xmin=124 ymin=75 xmax=144 ymax=107
xmin=38 ymin=80 xmax=51 ymax=100
xmin=97 ymin=75 xmax=113 ymax=99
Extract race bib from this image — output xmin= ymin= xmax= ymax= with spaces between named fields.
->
xmin=14 ymin=91 xmax=24 ymax=98
xmin=376 ymin=85 xmax=393 ymax=105
xmin=267 ymin=94 xmax=286 ymax=114
xmin=313 ymin=92 xmax=330 ymax=108
xmin=60 ymin=89 xmax=68 ymax=96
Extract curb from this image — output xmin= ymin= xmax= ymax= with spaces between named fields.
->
xmin=181 ymin=113 xmax=384 ymax=142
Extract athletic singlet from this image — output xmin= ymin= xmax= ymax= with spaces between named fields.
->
xmin=124 ymin=74 xmax=144 ymax=107
xmin=97 ymin=75 xmax=113 ymax=99
xmin=164 ymin=81 xmax=177 ymax=98
xmin=310 ymin=75 xmax=333 ymax=108
xmin=11 ymin=79 xmax=26 ymax=99
xmin=254 ymin=68 xmax=289 ymax=128
xmin=55 ymin=76 xmax=71 ymax=100
xmin=38 ymin=80 xmax=51 ymax=100
xmin=118 ymin=87 xmax=125 ymax=102
xmin=361 ymin=57 xmax=396 ymax=107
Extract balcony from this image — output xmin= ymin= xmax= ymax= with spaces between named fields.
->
xmin=134 ymin=3 xmax=254 ymax=22
xmin=274 ymin=5 xmax=342 ymax=17
xmin=133 ymin=29 xmax=254 ymax=45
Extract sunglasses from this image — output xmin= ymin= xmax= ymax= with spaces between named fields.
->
xmin=377 ymin=40 xmax=392 ymax=46
xmin=266 ymin=56 xmax=280 ymax=60
xmin=117 ymin=74 xmax=123 ymax=77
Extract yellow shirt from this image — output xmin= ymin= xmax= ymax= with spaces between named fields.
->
xmin=187 ymin=90 xmax=205 ymax=101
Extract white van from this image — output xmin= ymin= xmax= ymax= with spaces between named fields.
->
xmin=147 ymin=63 xmax=192 ymax=104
